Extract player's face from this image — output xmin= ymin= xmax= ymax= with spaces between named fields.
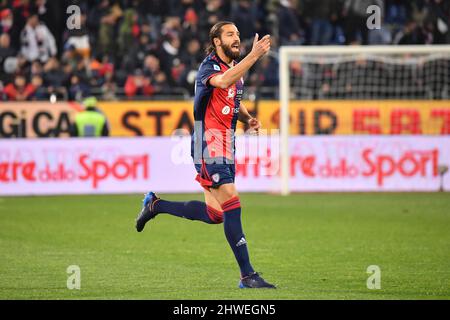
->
xmin=219 ymin=24 xmax=241 ymax=60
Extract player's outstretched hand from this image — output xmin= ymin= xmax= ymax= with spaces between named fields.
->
xmin=250 ymin=33 xmax=271 ymax=59
xmin=248 ymin=117 xmax=261 ymax=135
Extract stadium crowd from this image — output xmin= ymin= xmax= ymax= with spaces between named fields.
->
xmin=0 ymin=0 xmax=449 ymax=101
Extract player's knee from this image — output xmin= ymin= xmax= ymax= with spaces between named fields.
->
xmin=206 ymin=205 xmax=223 ymax=224
xmin=220 ymin=196 xmax=241 ymax=212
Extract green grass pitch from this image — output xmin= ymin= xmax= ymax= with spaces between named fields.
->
xmin=0 ymin=192 xmax=449 ymax=300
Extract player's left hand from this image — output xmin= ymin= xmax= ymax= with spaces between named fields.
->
xmin=248 ymin=118 xmax=261 ymax=134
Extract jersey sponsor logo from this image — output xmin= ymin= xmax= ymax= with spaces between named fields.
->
xmin=213 ymin=64 xmax=220 ymax=71
xmin=221 ymin=105 xmax=239 ymax=115
xmin=222 ymin=106 xmax=231 ymax=115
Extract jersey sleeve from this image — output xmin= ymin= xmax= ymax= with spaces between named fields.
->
xmin=198 ymin=60 xmax=222 ymax=87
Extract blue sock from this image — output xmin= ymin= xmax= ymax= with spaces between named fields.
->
xmin=153 ymin=200 xmax=223 ymax=224
xmin=221 ymin=196 xmax=255 ymax=277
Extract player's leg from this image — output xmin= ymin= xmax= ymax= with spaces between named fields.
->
xmin=210 ymin=182 xmax=275 ymax=288
xmin=203 ymin=188 xmax=224 ymax=224
xmin=135 ymin=190 xmax=223 ymax=232
xmin=209 ymin=183 xmax=253 ymax=274
xmin=209 ymin=183 xmax=275 ymax=288
xmin=135 ymin=163 xmax=226 ymax=232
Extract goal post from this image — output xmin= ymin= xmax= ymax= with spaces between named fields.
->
xmin=279 ymin=45 xmax=450 ymax=195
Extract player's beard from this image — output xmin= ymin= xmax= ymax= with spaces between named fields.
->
xmin=221 ymin=42 xmax=240 ymax=60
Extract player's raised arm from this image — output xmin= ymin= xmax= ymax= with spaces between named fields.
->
xmin=210 ymin=33 xmax=271 ymax=89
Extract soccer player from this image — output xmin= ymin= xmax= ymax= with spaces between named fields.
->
xmin=135 ymin=21 xmax=275 ymax=289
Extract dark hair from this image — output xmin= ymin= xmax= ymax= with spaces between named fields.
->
xmin=205 ymin=21 xmax=235 ymax=55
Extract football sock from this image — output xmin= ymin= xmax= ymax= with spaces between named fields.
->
xmin=153 ymin=200 xmax=223 ymax=224
xmin=221 ymin=196 xmax=255 ymax=277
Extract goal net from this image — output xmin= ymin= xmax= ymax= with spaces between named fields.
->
xmin=279 ymin=45 xmax=450 ymax=195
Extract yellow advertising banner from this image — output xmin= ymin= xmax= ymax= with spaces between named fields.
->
xmin=97 ymin=100 xmax=450 ymax=136
xmin=1 ymin=100 xmax=449 ymax=138
xmin=97 ymin=101 xmax=195 ymax=136
xmin=0 ymin=102 xmax=82 ymax=138
xmin=256 ymin=100 xmax=450 ymax=135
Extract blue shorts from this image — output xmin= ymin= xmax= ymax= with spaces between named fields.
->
xmin=194 ymin=161 xmax=235 ymax=190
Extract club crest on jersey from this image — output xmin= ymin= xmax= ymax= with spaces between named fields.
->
xmin=212 ymin=173 xmax=220 ymax=183
xmin=227 ymin=88 xmax=235 ymax=99
xmin=213 ymin=64 xmax=221 ymax=71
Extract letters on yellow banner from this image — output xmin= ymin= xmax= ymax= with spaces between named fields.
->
xmin=1 ymin=100 xmax=449 ymax=137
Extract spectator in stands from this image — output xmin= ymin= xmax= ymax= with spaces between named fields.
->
xmin=1 ymin=53 xmax=26 ymax=85
xmin=68 ymin=74 xmax=90 ymax=101
xmin=198 ymin=0 xmax=226 ymax=43
xmin=30 ymin=60 xmax=43 ymax=77
xmin=35 ymin=0 xmax=66 ymax=55
xmin=0 ymin=9 xmax=13 ymax=35
xmin=368 ymin=4 xmax=393 ymax=45
xmin=61 ymin=44 xmax=81 ymax=72
xmin=0 ymin=0 xmax=449 ymax=102
xmin=118 ymin=8 xmax=139 ymax=59
xmin=158 ymin=32 xmax=181 ymax=85
xmin=258 ymin=55 xmax=279 ymax=87
xmin=368 ymin=25 xmax=393 ymax=45
xmin=101 ymin=71 xmax=118 ymax=101
xmin=136 ymin=0 xmax=170 ymax=37
xmin=20 ymin=13 xmax=57 ymax=63
xmin=304 ymin=0 xmax=340 ymax=45
xmin=342 ymin=0 xmax=384 ymax=45
xmin=179 ymin=38 xmax=203 ymax=92
xmin=0 ymin=8 xmax=21 ymax=51
xmin=180 ymin=38 xmax=203 ymax=70
xmin=94 ymin=0 xmax=122 ymax=59
xmin=124 ymin=68 xmax=154 ymax=98
xmin=64 ymin=12 xmax=91 ymax=60
xmin=43 ymin=57 xmax=65 ymax=87
xmin=29 ymin=74 xmax=47 ymax=100
xmin=121 ymin=25 xmax=156 ymax=76
xmin=3 ymin=74 xmax=35 ymax=101
xmin=143 ymin=55 xmax=170 ymax=95
xmin=143 ymin=54 xmax=161 ymax=78
xmin=42 ymin=57 xmax=67 ymax=99
xmin=181 ymin=6 xmax=200 ymax=41
xmin=393 ymin=20 xmax=428 ymax=44
xmin=426 ymin=0 xmax=450 ymax=44
xmin=161 ymin=16 xmax=183 ymax=40
xmin=0 ymin=33 xmax=15 ymax=78
xmin=278 ymin=0 xmax=304 ymax=45
xmin=231 ymin=0 xmax=257 ymax=42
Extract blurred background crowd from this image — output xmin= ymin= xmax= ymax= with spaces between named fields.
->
xmin=0 ymin=0 xmax=449 ymax=101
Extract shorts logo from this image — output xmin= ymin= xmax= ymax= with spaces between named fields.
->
xmin=212 ymin=173 xmax=220 ymax=183
xmin=213 ymin=64 xmax=220 ymax=71
xmin=221 ymin=106 xmax=230 ymax=115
